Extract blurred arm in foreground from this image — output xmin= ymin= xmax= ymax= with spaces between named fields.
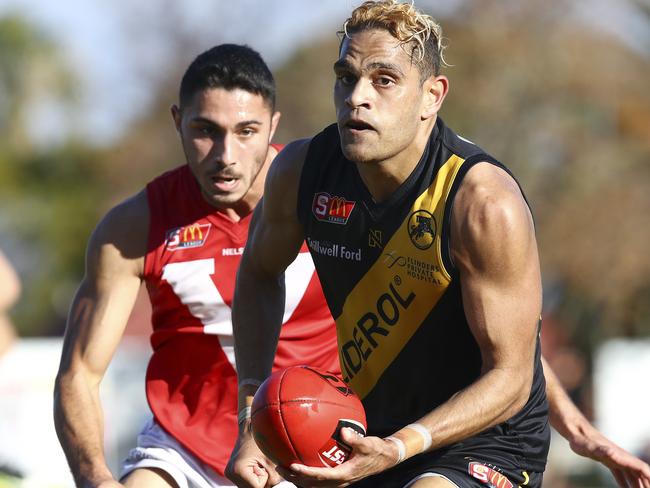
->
xmin=543 ymin=357 xmax=650 ymax=487
xmin=0 ymin=248 xmax=21 ymax=357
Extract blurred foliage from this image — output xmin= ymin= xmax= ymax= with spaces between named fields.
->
xmin=274 ymin=37 xmax=339 ymax=142
xmin=0 ymin=14 xmax=76 ymax=150
xmin=1 ymin=0 xmax=649 ymax=350
xmin=440 ymin=0 xmax=650 ymax=340
xmin=278 ymin=0 xmax=650 ymax=345
xmin=0 ymin=16 xmax=108 ymax=334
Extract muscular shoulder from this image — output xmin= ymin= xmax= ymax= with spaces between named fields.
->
xmin=451 ymin=162 xmax=535 ymax=274
xmin=87 ymin=189 xmax=149 ymax=278
xmin=263 ymin=138 xmax=312 ymax=221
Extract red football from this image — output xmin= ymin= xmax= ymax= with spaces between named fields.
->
xmin=250 ymin=365 xmax=366 ymax=468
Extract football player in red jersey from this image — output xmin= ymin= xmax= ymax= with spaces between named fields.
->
xmin=53 ymin=44 xmax=338 ymax=488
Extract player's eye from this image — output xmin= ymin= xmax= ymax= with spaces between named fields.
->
xmin=197 ymin=125 xmax=215 ymax=136
xmin=336 ymin=74 xmax=356 ymax=86
xmin=374 ymin=76 xmax=394 ymax=87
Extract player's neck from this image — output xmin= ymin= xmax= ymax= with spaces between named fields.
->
xmin=216 ymin=203 xmax=253 ymax=222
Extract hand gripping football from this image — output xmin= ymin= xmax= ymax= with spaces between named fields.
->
xmin=250 ymin=365 xmax=367 ymax=468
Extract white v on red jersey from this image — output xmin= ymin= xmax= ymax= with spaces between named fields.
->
xmin=143 ymin=158 xmax=339 ymax=475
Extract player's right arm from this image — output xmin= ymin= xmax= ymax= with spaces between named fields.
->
xmin=53 ymin=191 xmax=148 ymax=488
xmin=227 ymin=139 xmax=310 ymax=488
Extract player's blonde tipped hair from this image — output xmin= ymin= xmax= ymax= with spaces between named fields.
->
xmin=339 ymin=0 xmax=448 ymax=78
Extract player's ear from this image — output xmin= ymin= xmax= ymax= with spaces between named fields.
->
xmin=269 ymin=111 xmax=281 ymax=142
xmin=171 ymin=104 xmax=182 ymax=133
xmin=421 ymin=75 xmax=448 ymax=121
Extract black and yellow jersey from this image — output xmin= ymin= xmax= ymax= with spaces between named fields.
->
xmin=297 ymin=118 xmax=549 ymax=475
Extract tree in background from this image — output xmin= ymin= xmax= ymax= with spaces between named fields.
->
xmin=275 ymin=0 xmax=650 ymax=340
xmin=0 ymin=15 xmax=109 ymax=335
xmin=444 ymin=0 xmax=650 ymax=339
xmin=1 ymin=4 xmax=649 ymax=485
xmin=0 ymin=15 xmax=74 ymax=151
xmin=2 ymin=0 xmax=649 ymax=354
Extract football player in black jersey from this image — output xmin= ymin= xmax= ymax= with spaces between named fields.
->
xmin=227 ymin=1 xmax=650 ymax=487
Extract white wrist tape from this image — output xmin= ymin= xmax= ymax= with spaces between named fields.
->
xmin=385 ymin=436 xmax=406 ymax=464
xmin=239 ymin=378 xmax=262 ymax=388
xmin=237 ymin=406 xmax=252 ymax=425
xmin=405 ymin=423 xmax=432 ymax=451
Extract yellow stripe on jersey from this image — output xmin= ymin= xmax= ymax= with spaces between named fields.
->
xmin=337 ymin=154 xmax=467 ymax=398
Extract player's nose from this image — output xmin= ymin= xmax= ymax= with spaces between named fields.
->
xmin=345 ymin=78 xmax=372 ymax=109
xmin=211 ymin=133 xmax=237 ymax=167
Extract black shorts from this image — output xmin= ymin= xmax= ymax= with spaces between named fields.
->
xmin=351 ymin=454 xmax=543 ymax=488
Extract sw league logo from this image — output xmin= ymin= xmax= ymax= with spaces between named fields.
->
xmin=312 ymin=192 xmax=356 ymax=225
xmin=165 ymin=223 xmax=211 ymax=251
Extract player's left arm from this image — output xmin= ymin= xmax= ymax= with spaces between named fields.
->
xmin=227 ymin=139 xmax=311 ymax=488
xmin=395 ymin=161 xmax=543 ymax=447
xmin=543 ymin=357 xmax=650 ymax=488
xmin=284 ymin=162 xmax=544 ymax=485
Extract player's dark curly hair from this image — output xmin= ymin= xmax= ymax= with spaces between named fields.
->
xmin=179 ymin=44 xmax=276 ymax=110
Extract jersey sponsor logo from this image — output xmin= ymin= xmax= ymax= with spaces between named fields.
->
xmin=312 ymin=192 xmax=356 ymax=225
xmin=165 ymin=223 xmax=211 ymax=251
xmin=468 ymin=462 xmax=514 ymax=488
xmin=339 ymin=277 xmax=415 ymax=383
xmin=407 ymin=210 xmax=436 ymax=250
xmin=368 ymin=229 xmax=383 ymax=248
xmin=383 ymin=250 xmax=444 ymax=285
xmin=307 ymin=238 xmax=361 ymax=261
xmin=335 ymin=155 xmax=463 ymax=398
xmin=318 ymin=419 xmax=366 ymax=467
xmin=222 ymin=247 xmax=244 ymax=256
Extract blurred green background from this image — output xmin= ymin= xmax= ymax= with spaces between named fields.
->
xmin=1 ymin=0 xmax=649 ymax=486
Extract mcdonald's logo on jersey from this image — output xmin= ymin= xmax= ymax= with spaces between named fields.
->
xmin=165 ymin=223 xmax=212 ymax=251
xmin=312 ymin=192 xmax=356 ymax=225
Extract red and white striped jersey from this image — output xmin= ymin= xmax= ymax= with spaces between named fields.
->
xmin=143 ymin=158 xmax=339 ymax=475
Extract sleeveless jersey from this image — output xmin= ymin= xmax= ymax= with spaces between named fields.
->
xmin=297 ymin=120 xmax=550 ymax=474
xmin=143 ymin=152 xmax=340 ymax=475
